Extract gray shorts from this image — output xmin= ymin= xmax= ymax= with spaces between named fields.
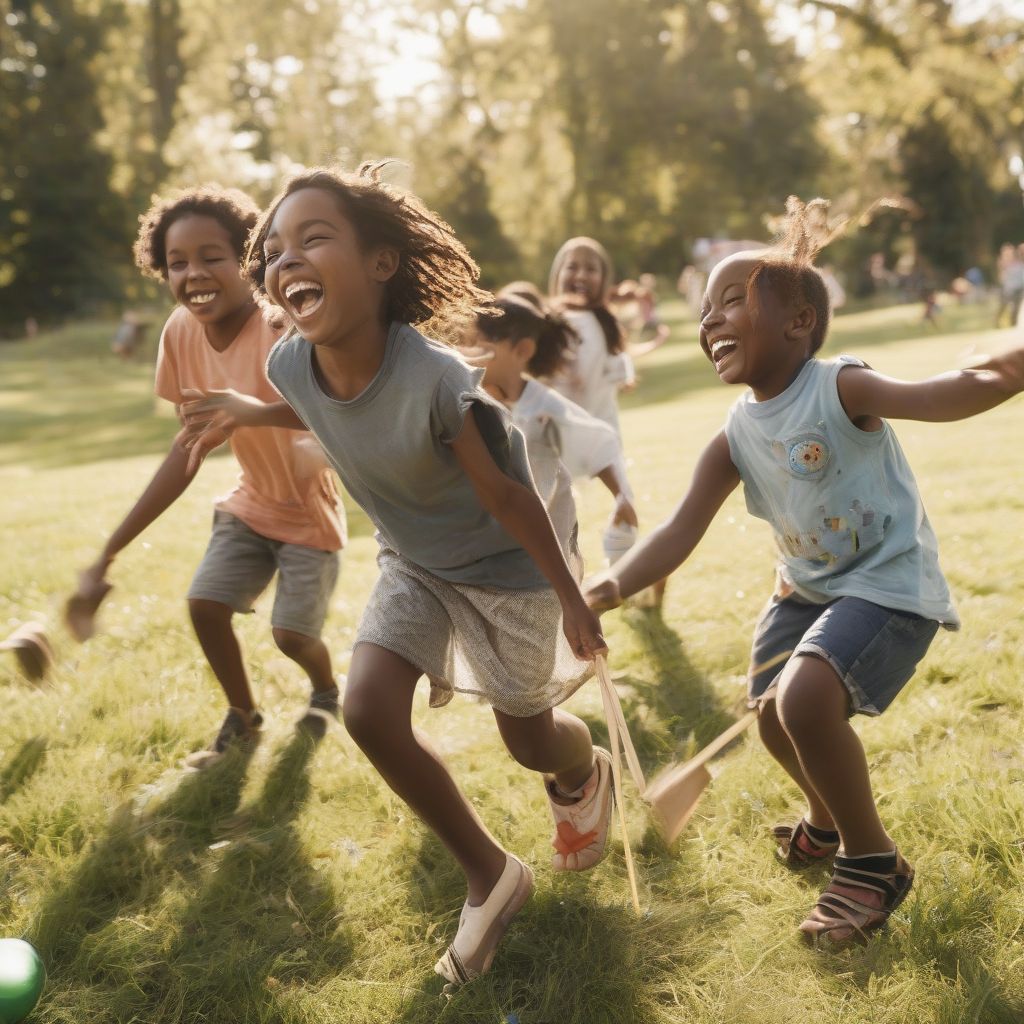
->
xmin=188 ymin=510 xmax=340 ymax=638
xmin=749 ymin=594 xmax=939 ymax=717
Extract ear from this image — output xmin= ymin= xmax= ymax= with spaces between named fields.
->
xmin=787 ymin=303 xmax=817 ymax=344
xmin=369 ymin=246 xmax=399 ymax=283
xmin=513 ymin=337 xmax=537 ymax=363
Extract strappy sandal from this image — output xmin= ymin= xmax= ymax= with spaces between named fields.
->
xmin=798 ymin=848 xmax=914 ymax=947
xmin=773 ymin=818 xmax=840 ymax=869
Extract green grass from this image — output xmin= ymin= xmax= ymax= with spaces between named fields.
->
xmin=1 ymin=298 xmax=1023 ymax=1023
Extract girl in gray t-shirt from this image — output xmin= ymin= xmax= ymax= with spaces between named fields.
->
xmin=182 ymin=163 xmax=617 ymax=988
xmin=584 ymin=198 xmax=1024 ymax=949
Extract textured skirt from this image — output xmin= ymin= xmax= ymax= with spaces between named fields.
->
xmin=355 ymin=546 xmax=593 ymax=717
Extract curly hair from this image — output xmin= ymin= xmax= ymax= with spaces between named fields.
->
xmin=475 ymin=294 xmax=579 ymax=379
xmin=133 ymin=185 xmax=260 ymax=280
xmin=245 ymin=161 xmax=493 ymax=340
xmin=748 ymin=196 xmax=847 ymax=354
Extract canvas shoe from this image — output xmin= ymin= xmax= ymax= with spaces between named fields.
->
xmin=295 ymin=685 xmax=340 ymax=741
xmin=434 ymin=853 xmax=534 ymax=986
xmin=184 ymin=707 xmax=263 ymax=770
xmin=546 ymin=746 xmax=614 ymax=871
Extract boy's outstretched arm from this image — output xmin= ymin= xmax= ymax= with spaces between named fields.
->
xmin=585 ymin=430 xmax=740 ymax=611
xmin=77 ymin=436 xmax=200 ymax=587
xmin=837 ymin=343 xmax=1024 ymax=424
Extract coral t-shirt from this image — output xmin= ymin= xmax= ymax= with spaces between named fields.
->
xmin=154 ymin=306 xmax=345 ymax=552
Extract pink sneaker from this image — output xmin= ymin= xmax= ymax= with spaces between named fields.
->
xmin=546 ymin=747 xmax=614 ymax=871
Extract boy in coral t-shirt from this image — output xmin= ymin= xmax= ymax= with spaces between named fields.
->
xmin=67 ymin=186 xmax=345 ymax=766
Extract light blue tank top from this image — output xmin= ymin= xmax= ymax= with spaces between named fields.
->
xmin=723 ymin=356 xmax=958 ymax=627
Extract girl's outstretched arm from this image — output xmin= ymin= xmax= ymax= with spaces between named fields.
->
xmin=179 ymin=389 xmax=307 ymax=473
xmin=451 ymin=408 xmax=607 ymax=661
xmin=837 ymin=343 xmax=1024 ymax=424
xmin=584 ymin=430 xmax=740 ymax=611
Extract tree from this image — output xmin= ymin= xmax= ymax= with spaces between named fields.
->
xmin=0 ymin=0 xmax=132 ymax=333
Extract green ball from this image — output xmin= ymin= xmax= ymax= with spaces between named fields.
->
xmin=0 ymin=939 xmax=45 ymax=1024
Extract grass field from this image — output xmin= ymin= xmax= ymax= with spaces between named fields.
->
xmin=1 ymin=299 xmax=1023 ymax=1024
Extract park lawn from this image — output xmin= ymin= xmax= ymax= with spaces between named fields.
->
xmin=1 ymin=299 xmax=1023 ymax=1024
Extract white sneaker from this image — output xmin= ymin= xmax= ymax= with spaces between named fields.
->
xmin=434 ymin=854 xmax=534 ymax=986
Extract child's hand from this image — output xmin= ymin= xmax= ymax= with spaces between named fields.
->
xmin=65 ymin=562 xmax=114 ymax=642
xmin=180 ymin=388 xmax=268 ymax=429
xmin=583 ymin=576 xmax=622 ymax=613
xmin=561 ymin=596 xmax=608 ymax=661
xmin=611 ymin=495 xmax=638 ymax=528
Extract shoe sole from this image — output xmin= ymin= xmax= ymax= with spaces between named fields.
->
xmin=434 ymin=859 xmax=535 ymax=985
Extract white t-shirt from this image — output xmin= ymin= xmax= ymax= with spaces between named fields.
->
xmin=552 ymin=309 xmax=633 ymax=434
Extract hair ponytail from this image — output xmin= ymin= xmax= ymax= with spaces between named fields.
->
xmin=475 ymin=295 xmax=578 ymax=379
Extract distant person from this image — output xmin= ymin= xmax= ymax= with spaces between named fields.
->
xmin=585 ymin=196 xmax=1024 ymax=948
xmin=995 ymin=243 xmax=1024 ymax=327
xmin=111 ymin=311 xmax=149 ymax=359
xmin=66 ymin=185 xmax=346 ymax=765
xmin=819 ymin=265 xmax=846 ymax=311
xmin=547 ymin=237 xmax=666 ymax=602
xmin=23 ymin=317 xmax=38 ymax=339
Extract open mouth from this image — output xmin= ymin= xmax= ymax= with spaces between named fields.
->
xmin=710 ymin=337 xmax=739 ymax=366
xmin=284 ymin=280 xmax=325 ymax=319
xmin=187 ymin=291 xmax=218 ymax=307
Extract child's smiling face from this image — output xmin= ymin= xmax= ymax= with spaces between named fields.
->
xmin=555 ymin=246 xmax=606 ymax=306
xmin=262 ymin=187 xmax=395 ymax=346
xmin=164 ymin=215 xmax=252 ymax=325
xmin=699 ymin=252 xmax=803 ymax=395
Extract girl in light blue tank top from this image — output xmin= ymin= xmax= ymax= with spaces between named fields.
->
xmin=583 ymin=197 xmax=1024 ymax=948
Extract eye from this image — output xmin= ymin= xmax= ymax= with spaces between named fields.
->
xmin=169 ymin=261 xmax=186 ymax=272
xmin=725 ymin=295 xmax=742 ymax=305
xmin=265 ymin=251 xmax=281 ymax=265
xmin=304 ymin=234 xmax=328 ymax=245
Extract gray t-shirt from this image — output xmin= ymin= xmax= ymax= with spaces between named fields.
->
xmin=266 ymin=322 xmax=547 ymax=590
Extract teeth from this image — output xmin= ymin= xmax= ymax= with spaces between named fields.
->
xmin=711 ymin=338 xmax=738 ymax=359
xmin=285 ymin=281 xmax=322 ymax=299
xmin=189 ymin=292 xmax=216 ymax=304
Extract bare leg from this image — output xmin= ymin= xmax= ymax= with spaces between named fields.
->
xmin=272 ymin=627 xmax=335 ymax=693
xmin=757 ymin=698 xmax=834 ymax=831
xmin=493 ymin=707 xmax=595 ymax=793
xmin=775 ymin=655 xmax=892 ymax=856
xmin=188 ymin=598 xmax=256 ymax=712
xmin=342 ymin=643 xmax=506 ymax=905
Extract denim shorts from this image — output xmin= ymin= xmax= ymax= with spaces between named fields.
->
xmin=748 ymin=594 xmax=939 ymax=717
xmin=188 ymin=510 xmax=340 ymax=638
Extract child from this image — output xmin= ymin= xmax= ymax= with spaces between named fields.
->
xmin=181 ymin=164 xmax=610 ymax=985
xmin=584 ymin=197 xmax=1024 ymax=946
xmin=462 ymin=294 xmax=638 ymax=553
xmin=548 ymin=240 xmax=667 ymax=595
xmin=66 ymin=186 xmax=346 ymax=766
xmin=547 ymin=237 xmax=634 ymax=434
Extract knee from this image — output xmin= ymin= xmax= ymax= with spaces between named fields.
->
xmin=342 ymin=682 xmax=387 ymax=752
xmin=504 ymin=733 xmax=550 ymax=773
xmin=272 ymin=627 xmax=316 ymax=661
xmin=188 ymin=598 xmax=233 ymax=632
xmin=776 ymin=663 xmax=845 ymax=742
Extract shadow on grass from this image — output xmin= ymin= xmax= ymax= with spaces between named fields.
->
xmin=0 ymin=736 xmax=48 ymax=803
xmin=32 ymin=734 xmax=352 ymax=1022
xmin=582 ymin=608 xmax=738 ymax=784
xmin=30 ymin=743 xmax=256 ymax=962
xmin=395 ymin=837 xmax=725 ymax=1024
